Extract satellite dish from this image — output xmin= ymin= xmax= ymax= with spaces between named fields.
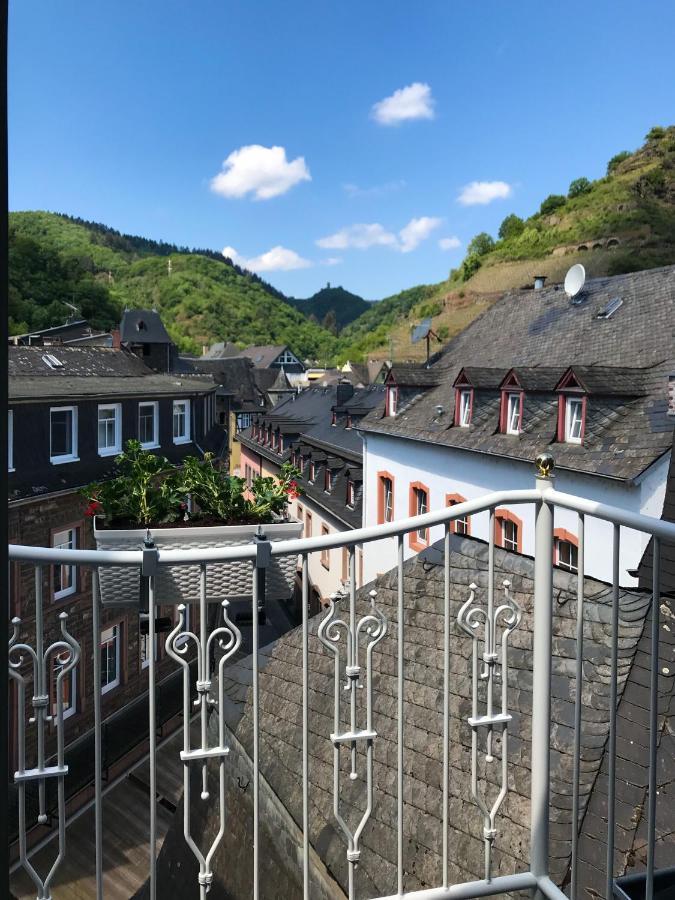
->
xmin=411 ymin=318 xmax=433 ymax=344
xmin=564 ymin=264 xmax=586 ymax=300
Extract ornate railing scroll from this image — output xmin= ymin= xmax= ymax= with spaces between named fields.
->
xmin=8 ymin=565 xmax=80 ymax=900
xmin=457 ymin=579 xmax=522 ymax=882
xmin=165 ymin=581 xmax=242 ymax=900
xmin=318 ymin=586 xmax=388 ymax=899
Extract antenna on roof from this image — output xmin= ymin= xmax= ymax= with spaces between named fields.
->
xmin=564 ymin=264 xmax=586 ymax=304
xmin=411 ymin=317 xmax=441 ymax=365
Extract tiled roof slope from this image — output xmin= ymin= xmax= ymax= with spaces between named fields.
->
xmin=238 ymin=345 xmax=288 ymax=368
xmin=639 ymin=430 xmax=675 ymax=597
xmin=362 ymin=266 xmax=675 ymax=482
xmin=8 ymin=346 xmax=152 ymax=377
xmin=219 ymin=535 xmax=670 ymax=896
xmin=120 ymin=309 xmax=172 ymax=344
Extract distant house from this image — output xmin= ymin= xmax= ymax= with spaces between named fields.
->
xmin=237 ymin=381 xmax=385 ymax=611
xmin=359 ymin=265 xmax=675 ymax=585
xmin=237 ymin=344 xmax=305 ymax=375
xmin=119 ymin=308 xmax=175 ymax=372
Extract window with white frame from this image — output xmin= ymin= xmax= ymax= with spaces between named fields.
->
xmin=387 ymin=386 xmax=398 ymax=417
xmin=346 ymin=480 xmax=355 ymax=507
xmin=101 ymin=625 xmax=121 ymax=693
xmin=173 ymin=399 xmax=191 ymax=444
xmin=50 ymin=406 xmax=78 ymax=463
xmin=237 ymin=413 xmax=252 ymax=431
xmin=140 ymin=628 xmax=158 ymax=669
xmin=565 ymin=397 xmax=584 ymax=444
xmin=556 ymin=538 xmax=579 ymax=573
xmin=413 ymin=486 xmax=428 ymax=541
xmin=138 ymin=401 xmax=159 ymax=448
xmin=502 ymin=519 xmax=519 ymax=552
xmin=277 ymin=350 xmax=297 ymax=365
xmin=459 ymin=390 xmax=472 ymax=427
xmin=50 ymin=651 xmax=76 ymax=719
xmin=506 ymin=393 xmax=522 ymax=435
xmin=53 ymin=528 xmax=78 ymax=600
xmin=8 ymin=410 xmax=14 ymax=471
xmin=381 ymin=476 xmax=393 ymax=523
xmin=97 ymin=404 xmax=121 ymax=456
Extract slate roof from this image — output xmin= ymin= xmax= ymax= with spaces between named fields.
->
xmin=202 ymin=341 xmax=240 ymax=359
xmin=120 ymin=309 xmax=172 ymax=344
xmin=8 ymin=318 xmax=92 ymax=344
xmin=215 ymin=534 xmax=673 ymax=897
xmin=238 ymin=345 xmax=289 ymax=368
xmin=639 ymin=430 xmax=675 ymax=597
xmin=363 ymin=265 xmax=675 ymax=482
xmin=387 ymin=362 xmax=442 ymax=387
xmin=8 ymin=347 xmax=214 ymax=401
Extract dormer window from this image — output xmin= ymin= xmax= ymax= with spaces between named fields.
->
xmin=456 ymin=389 xmax=473 ymax=427
xmin=346 ymin=414 xmax=352 ymax=430
xmin=309 ymin=461 xmax=316 ymax=483
xmin=565 ymin=397 xmax=584 ymax=443
xmin=505 ymin=393 xmax=522 ymax=435
xmin=386 ymin=385 xmax=398 ymax=417
xmin=346 ymin=480 xmax=355 ymax=507
xmin=324 ymin=469 xmax=332 ymax=492
xmin=275 ymin=431 xmax=282 ymax=452
xmin=331 ymin=411 xmax=337 ymax=426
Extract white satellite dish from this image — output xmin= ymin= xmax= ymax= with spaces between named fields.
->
xmin=564 ymin=263 xmax=586 ymax=300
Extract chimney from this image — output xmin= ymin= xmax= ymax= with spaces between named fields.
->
xmin=668 ymin=374 xmax=675 ymax=416
xmin=111 ymin=328 xmax=121 ymax=350
xmin=534 ymin=275 xmax=547 ymax=291
xmin=336 ymin=379 xmax=355 ymax=408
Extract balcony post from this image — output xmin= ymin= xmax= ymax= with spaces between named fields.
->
xmin=531 ymin=454 xmax=555 ymax=896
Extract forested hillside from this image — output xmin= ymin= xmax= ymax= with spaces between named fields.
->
xmin=287 ymin=285 xmax=369 ymax=332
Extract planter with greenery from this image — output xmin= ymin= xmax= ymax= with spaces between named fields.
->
xmin=82 ymin=440 xmax=303 ymax=605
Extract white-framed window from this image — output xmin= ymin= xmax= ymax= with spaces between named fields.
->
xmin=51 ymin=651 xmax=76 ymax=720
xmin=413 ymin=486 xmax=428 ymax=541
xmin=101 ymin=625 xmax=121 ymax=694
xmin=381 ymin=477 xmax=394 ymax=523
xmin=506 ymin=393 xmax=522 ymax=435
xmin=324 ymin=469 xmax=332 ymax=492
xmin=140 ymin=629 xmax=158 ymax=669
xmin=237 ymin=413 xmax=252 ymax=431
xmin=387 ymin=386 xmax=398 ymax=417
xmin=50 ymin=406 xmax=78 ymax=464
xmin=503 ymin=519 xmax=519 ymax=552
xmin=309 ymin=462 xmax=316 ymax=483
xmin=565 ymin=397 xmax=584 ymax=444
xmin=557 ymin=539 xmax=579 ymax=573
xmin=346 ymin=480 xmax=355 ymax=507
xmin=277 ymin=349 xmax=297 ymax=365
xmin=97 ymin=404 xmax=121 ymax=456
xmin=173 ymin=399 xmax=191 ymax=444
xmin=459 ymin=390 xmax=472 ymax=427
xmin=8 ymin=410 xmax=14 ymax=471
xmin=138 ymin=401 xmax=159 ymax=448
xmin=53 ymin=528 xmax=78 ymax=600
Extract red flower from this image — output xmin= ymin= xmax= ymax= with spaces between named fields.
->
xmin=85 ymin=500 xmax=102 ymax=518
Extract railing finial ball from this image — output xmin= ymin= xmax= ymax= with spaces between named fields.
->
xmin=535 ymin=451 xmax=555 ymax=477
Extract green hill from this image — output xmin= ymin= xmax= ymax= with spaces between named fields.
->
xmin=287 ymin=284 xmax=370 ymax=332
xmin=8 ymin=211 xmax=338 ymax=359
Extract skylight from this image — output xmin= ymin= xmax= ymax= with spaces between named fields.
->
xmin=595 ymin=297 xmax=623 ymax=319
xmin=42 ymin=353 xmax=64 ymax=369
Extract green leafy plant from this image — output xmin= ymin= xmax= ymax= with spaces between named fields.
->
xmin=466 ymin=232 xmax=495 ymax=257
xmin=539 ymin=194 xmax=566 ymax=216
xmin=568 ymin=177 xmax=592 ymax=198
xmin=498 ymin=214 xmax=525 ymax=240
xmin=606 ymin=150 xmax=630 ymax=175
xmin=82 ymin=440 xmax=302 ymax=528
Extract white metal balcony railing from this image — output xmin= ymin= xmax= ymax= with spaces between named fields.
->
xmin=7 ymin=458 xmax=674 ymax=900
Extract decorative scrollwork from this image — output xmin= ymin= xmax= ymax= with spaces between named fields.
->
xmin=457 ymin=579 xmax=522 ymax=882
xmin=318 ymin=587 xmax=387 ymax=885
xmin=165 ymin=599 xmax=241 ymax=898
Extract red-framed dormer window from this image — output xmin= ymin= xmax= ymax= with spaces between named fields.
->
xmin=276 ymin=431 xmax=283 ymax=452
xmin=346 ymin=480 xmax=355 ymax=507
xmin=309 ymin=461 xmax=316 ymax=483
xmin=500 ymin=392 xmax=523 ymax=434
xmin=446 ymin=493 xmax=471 ymax=535
xmin=346 ymin=414 xmax=352 ymax=430
xmin=554 ymin=528 xmax=579 ymax=573
xmin=324 ymin=468 xmax=332 ymax=492
xmin=454 ymin=388 xmax=473 ymax=427
xmin=331 ymin=410 xmax=337 ymax=426
xmin=386 ymin=385 xmax=399 ymax=417
xmin=555 ymin=368 xmax=587 ymax=445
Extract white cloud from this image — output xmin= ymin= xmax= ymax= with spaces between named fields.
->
xmin=222 ymin=245 xmax=311 ymax=273
xmin=438 ymin=236 xmax=462 ymax=250
xmin=320 ymin=257 xmax=342 ymax=266
xmin=316 ymin=217 xmax=441 ymax=253
xmin=343 ymin=179 xmax=407 ymax=198
xmin=398 ymin=216 xmax=442 ymax=253
xmin=371 ymin=82 xmax=435 ymax=126
xmin=210 ymin=145 xmax=311 ymax=200
xmin=316 ymin=223 xmax=398 ymax=250
xmin=457 ymin=180 xmax=512 ymax=206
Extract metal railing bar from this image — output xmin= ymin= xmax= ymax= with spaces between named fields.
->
xmin=252 ymin=560 xmax=260 ymax=900
xmin=92 ymin=568 xmax=104 ymax=900
xmin=442 ymin=524 xmax=450 ymax=889
xmin=373 ymin=870 xmax=538 ymax=900
xmin=570 ymin=513 xmax=584 ymax=900
xmin=536 ymin=875 xmax=569 ymax=900
xmin=542 ymin=487 xmax=675 ymax=542
xmin=148 ymin=579 xmax=157 ymax=900
xmin=301 ymin=554 xmax=309 ymax=900
xmin=646 ymin=537 xmax=661 ymax=900
xmin=606 ymin=524 xmax=620 ymax=900
xmin=397 ymin=534 xmax=404 ymax=897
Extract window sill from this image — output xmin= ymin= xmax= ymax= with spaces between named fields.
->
xmin=98 ymin=447 xmax=121 ymax=457
xmin=173 ymin=437 xmax=191 ymax=446
xmin=101 ymin=681 xmax=120 ymax=695
xmin=50 ymin=455 xmax=80 ymax=465
xmin=139 ymin=443 xmax=160 ymax=450
xmin=54 ymin=589 xmax=78 ymax=603
xmin=8 ymin=467 xmax=15 ymax=473
xmin=409 ymin=536 xmax=428 ymax=552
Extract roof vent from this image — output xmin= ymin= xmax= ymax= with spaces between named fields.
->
xmin=564 ymin=264 xmax=586 ymax=304
xmin=42 ymin=353 xmax=64 ymax=369
xmin=136 ymin=320 xmax=146 ymax=332
xmin=595 ymin=297 xmax=623 ymax=320
xmin=533 ymin=275 xmax=547 ymax=290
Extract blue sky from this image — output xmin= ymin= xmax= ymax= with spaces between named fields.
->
xmin=9 ymin=0 xmax=675 ymax=300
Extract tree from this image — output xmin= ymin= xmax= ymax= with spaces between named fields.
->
xmin=321 ymin=310 xmax=337 ymax=335
xmin=466 ymin=232 xmax=495 ymax=257
xmin=607 ymin=151 xmax=630 ymax=175
xmin=460 ymin=253 xmax=482 ymax=282
xmin=539 ymin=194 xmax=566 ymax=216
xmin=568 ymin=177 xmax=592 ymax=198
xmin=646 ymin=126 xmax=666 ymax=142
xmin=498 ymin=214 xmax=525 ymax=241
